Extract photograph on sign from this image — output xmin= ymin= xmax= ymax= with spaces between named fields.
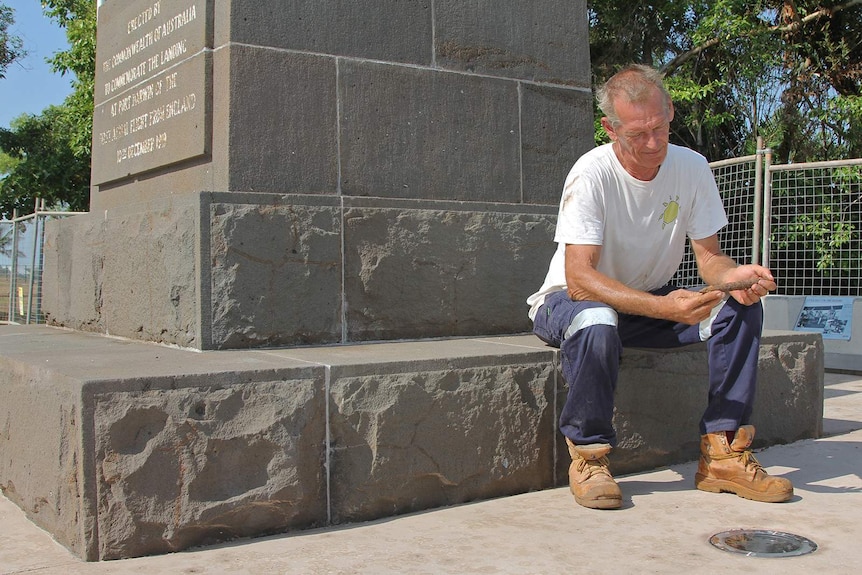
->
xmin=794 ymin=296 xmax=854 ymax=340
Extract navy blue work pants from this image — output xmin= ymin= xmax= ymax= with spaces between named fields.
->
xmin=532 ymin=287 xmax=764 ymax=446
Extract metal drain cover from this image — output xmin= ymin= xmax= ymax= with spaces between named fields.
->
xmin=709 ymin=529 xmax=817 ymax=557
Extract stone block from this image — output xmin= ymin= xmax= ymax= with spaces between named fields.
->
xmin=207 ymin=194 xmax=343 ymax=349
xmin=0 ymin=326 xmax=326 ymax=561
xmin=434 ymin=0 xmax=591 ymax=86
xmin=327 ymin=356 xmax=556 ymax=523
xmin=222 ymin=45 xmax=339 ymax=195
xmin=100 ymin=196 xmax=199 ymax=347
xmin=339 ymin=60 xmax=521 ymax=201
xmin=221 ymin=0 xmax=433 ymax=65
xmin=44 ymin=194 xmax=200 ymax=347
xmin=0 ymin=365 xmax=85 ymax=558
xmin=44 ymin=194 xmax=558 ymax=349
xmin=342 ymin=200 xmax=556 ymax=341
xmin=520 ymin=84 xmax=596 ymax=205
xmin=91 ymin=376 xmax=326 ymax=560
xmin=41 ymin=214 xmax=105 ymax=331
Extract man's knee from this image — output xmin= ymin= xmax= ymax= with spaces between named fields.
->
xmin=563 ymin=306 xmax=618 ymax=340
xmin=710 ymin=298 xmax=764 ymax=338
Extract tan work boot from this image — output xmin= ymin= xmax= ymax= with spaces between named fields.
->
xmin=565 ymin=438 xmax=622 ymax=509
xmin=695 ymin=425 xmax=793 ymax=503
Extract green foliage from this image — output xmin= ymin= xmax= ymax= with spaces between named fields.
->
xmin=0 ymin=225 xmax=9 ymax=257
xmin=770 ymin=165 xmax=861 ymax=292
xmin=0 ymin=3 xmax=25 ymax=79
xmin=0 ymin=107 xmax=90 ymax=217
xmin=43 ymin=0 xmax=96 ymax=157
xmin=0 ymin=0 xmax=94 ymax=218
xmin=588 ymin=0 xmax=862 ymax=162
xmin=0 ymin=149 xmax=17 ymax=175
xmin=783 ymin=214 xmax=855 ymax=271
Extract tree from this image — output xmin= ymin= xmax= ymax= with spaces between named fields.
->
xmin=0 ymin=221 xmax=12 ymax=259
xmin=0 ymin=108 xmax=90 ymax=216
xmin=0 ymin=0 xmax=95 ymax=219
xmin=0 ymin=3 xmax=25 ymax=79
xmin=42 ymin=0 xmax=96 ymax=158
xmin=587 ymin=0 xmax=862 ymax=162
xmin=668 ymin=0 xmax=862 ymax=162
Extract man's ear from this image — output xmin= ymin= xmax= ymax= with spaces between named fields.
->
xmin=668 ymin=101 xmax=675 ymax=122
xmin=600 ymin=117 xmax=617 ymax=141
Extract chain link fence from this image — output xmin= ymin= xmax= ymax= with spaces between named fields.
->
xmin=1 ymin=202 xmax=87 ymax=324
xmin=766 ymin=158 xmax=862 ymax=296
xmin=672 ymin=152 xmax=764 ymax=286
xmin=674 ymin=151 xmax=861 ymax=297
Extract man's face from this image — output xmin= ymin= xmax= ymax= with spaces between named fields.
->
xmin=601 ymin=87 xmax=673 ymax=181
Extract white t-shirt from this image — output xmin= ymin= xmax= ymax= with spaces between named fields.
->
xmin=527 ymin=143 xmax=728 ymax=320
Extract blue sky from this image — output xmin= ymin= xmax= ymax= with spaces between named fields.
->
xmin=1 ymin=1 xmax=74 ymax=129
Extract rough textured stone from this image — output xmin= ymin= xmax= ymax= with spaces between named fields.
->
xmin=208 ymin=197 xmax=343 ymax=349
xmin=44 ymin=193 xmax=558 ymax=350
xmin=101 ymin=198 xmax=199 ymax=347
xmin=43 ymin=194 xmax=199 ymax=347
xmin=91 ymin=378 xmax=326 ymax=560
xmin=343 ymin=204 xmax=555 ymax=340
xmin=0 ymin=367 xmax=87 ymax=558
xmin=0 ymin=327 xmax=824 ymax=561
xmin=328 ymin=361 xmax=556 ymax=523
xmin=753 ymin=332 xmax=826 ymax=442
xmin=41 ymin=214 xmax=105 ymax=332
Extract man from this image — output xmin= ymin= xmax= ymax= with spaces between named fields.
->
xmin=527 ymin=64 xmax=793 ymax=510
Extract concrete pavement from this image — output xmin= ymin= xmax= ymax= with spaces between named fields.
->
xmin=2 ymin=371 xmax=860 ymax=575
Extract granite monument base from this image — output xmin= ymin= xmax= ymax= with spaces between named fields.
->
xmin=0 ymin=326 xmax=823 ymax=561
xmin=41 ymin=192 xmax=557 ymax=350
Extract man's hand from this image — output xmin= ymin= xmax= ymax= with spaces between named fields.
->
xmin=692 ymin=236 xmax=777 ymax=307
xmin=717 ymin=264 xmax=777 ymax=306
xmin=664 ymin=289 xmax=725 ymax=325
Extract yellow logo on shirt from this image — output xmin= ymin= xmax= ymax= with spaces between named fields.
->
xmin=660 ymin=195 xmax=680 ymax=229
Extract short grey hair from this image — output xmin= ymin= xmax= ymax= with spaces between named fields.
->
xmin=596 ymin=64 xmax=672 ymax=127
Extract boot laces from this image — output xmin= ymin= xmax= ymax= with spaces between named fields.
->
xmin=575 ymin=455 xmax=613 ymax=479
xmin=713 ymin=448 xmax=765 ymax=473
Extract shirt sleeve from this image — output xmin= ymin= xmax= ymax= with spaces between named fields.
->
xmin=687 ymin=163 xmax=728 ymax=240
xmin=554 ymin=173 xmax=604 ymax=246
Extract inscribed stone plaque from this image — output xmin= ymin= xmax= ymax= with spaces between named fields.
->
xmin=92 ymin=0 xmax=210 ymax=185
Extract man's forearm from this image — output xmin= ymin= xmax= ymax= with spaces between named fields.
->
xmin=566 ymin=265 xmax=669 ymax=319
xmin=697 ymin=254 xmax=740 ymax=287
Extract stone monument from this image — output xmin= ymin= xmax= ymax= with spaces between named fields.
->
xmin=1 ymin=2 xmax=825 ymax=562
xmin=4 ymin=0 xmax=601 ymax=561
xmin=42 ymin=0 xmax=595 ymax=350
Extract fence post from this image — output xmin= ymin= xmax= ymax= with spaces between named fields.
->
xmin=9 ymin=209 xmax=18 ymax=323
xmin=26 ymin=198 xmax=42 ymax=324
xmin=761 ymin=146 xmax=773 ymax=271
xmin=752 ymin=137 xmax=764 ymax=266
